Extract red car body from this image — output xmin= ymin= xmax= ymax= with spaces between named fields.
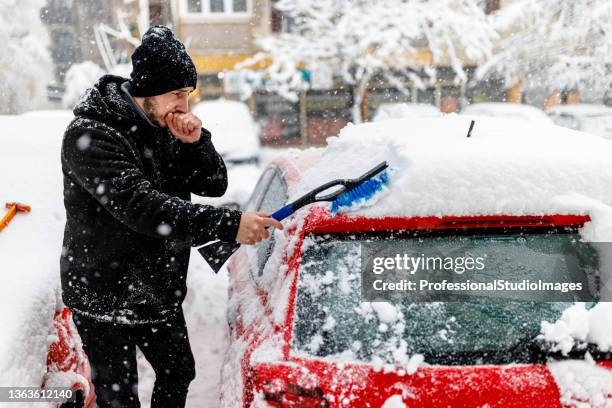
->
xmin=44 ymin=306 xmax=96 ymax=407
xmin=222 ymin=158 xmax=612 ymax=408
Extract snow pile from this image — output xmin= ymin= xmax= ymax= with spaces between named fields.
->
xmin=548 ymin=359 xmax=612 ymax=408
xmin=540 ymin=303 xmax=612 ymax=355
xmin=291 ymin=115 xmax=612 ymax=219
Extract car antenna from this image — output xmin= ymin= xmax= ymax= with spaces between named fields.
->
xmin=466 ymin=120 xmax=476 ymax=137
xmin=466 ymin=120 xmax=475 ymax=138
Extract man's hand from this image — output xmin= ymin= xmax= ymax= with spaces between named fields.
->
xmin=236 ymin=212 xmax=284 ymax=245
xmin=166 ymin=112 xmax=202 ymax=143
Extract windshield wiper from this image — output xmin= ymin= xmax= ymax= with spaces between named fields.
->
xmin=507 ymin=334 xmax=550 ymax=364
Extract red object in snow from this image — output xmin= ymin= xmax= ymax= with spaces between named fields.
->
xmin=43 ymin=307 xmax=96 ymax=408
xmin=222 ymin=157 xmax=611 ymax=407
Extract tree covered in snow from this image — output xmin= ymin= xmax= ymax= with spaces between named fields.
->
xmin=478 ymin=0 xmax=612 ymax=99
xmin=0 ymin=0 xmax=51 ymax=114
xmin=242 ymin=0 xmax=498 ymax=122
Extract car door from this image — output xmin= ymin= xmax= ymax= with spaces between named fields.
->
xmin=227 ymin=165 xmax=289 ymax=336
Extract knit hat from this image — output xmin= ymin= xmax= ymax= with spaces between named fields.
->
xmin=129 ymin=26 xmax=197 ymax=97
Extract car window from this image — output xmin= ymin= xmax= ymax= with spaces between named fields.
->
xmin=292 ymin=229 xmax=600 ymax=366
xmin=249 ymin=167 xmax=288 ymax=280
xmin=257 ymin=169 xmax=288 ymax=213
xmin=244 ymin=167 xmax=276 ymax=212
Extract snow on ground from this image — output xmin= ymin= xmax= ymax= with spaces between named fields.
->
xmin=137 ymin=257 xmax=231 ymax=407
xmin=0 ymin=110 xmax=289 ymax=407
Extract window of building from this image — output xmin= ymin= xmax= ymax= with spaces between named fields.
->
xmin=185 ymin=0 xmax=250 ymax=15
xmin=271 ymin=1 xmax=301 ymax=33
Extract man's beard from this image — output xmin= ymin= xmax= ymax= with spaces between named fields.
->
xmin=143 ymin=97 xmax=164 ymax=127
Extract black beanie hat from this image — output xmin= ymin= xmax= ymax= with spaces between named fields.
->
xmin=129 ymin=26 xmax=197 ymax=97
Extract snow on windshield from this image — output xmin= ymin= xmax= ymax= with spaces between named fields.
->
xmin=291 ymin=232 xmax=605 ymax=370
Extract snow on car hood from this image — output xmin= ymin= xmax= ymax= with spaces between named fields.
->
xmin=290 ymin=115 xmax=612 ymax=219
xmin=192 ymin=100 xmax=259 ymax=161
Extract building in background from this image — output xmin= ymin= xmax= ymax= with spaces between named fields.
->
xmin=170 ymin=0 xmax=509 ymax=144
xmin=40 ymin=0 xmax=595 ymax=145
xmin=40 ymin=0 xmax=119 ymax=101
xmin=172 ymin=0 xmax=272 ymax=98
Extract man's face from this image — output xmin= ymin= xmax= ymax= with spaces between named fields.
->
xmin=142 ymin=87 xmax=193 ymax=127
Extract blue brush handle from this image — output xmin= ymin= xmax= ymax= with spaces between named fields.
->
xmin=271 ymin=204 xmax=293 ymax=221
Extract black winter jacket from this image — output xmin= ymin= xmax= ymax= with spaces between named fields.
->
xmin=60 ymin=75 xmax=241 ymax=324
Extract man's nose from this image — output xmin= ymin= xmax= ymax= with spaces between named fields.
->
xmin=176 ymin=97 xmax=189 ymax=113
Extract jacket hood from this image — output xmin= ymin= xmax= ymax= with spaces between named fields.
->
xmin=73 ymin=74 xmax=150 ymax=129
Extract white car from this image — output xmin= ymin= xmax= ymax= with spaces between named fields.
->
xmin=372 ymin=103 xmax=441 ymax=121
xmin=547 ymin=104 xmax=612 ymax=139
xmin=461 ymin=102 xmax=553 ymax=125
xmin=20 ymin=110 xmax=75 ymax=119
xmin=192 ymin=99 xmax=260 ymax=164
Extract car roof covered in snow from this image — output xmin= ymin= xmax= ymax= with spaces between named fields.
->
xmin=373 ymin=103 xmax=441 ymax=121
xmin=547 ymin=104 xmax=612 ymax=117
xmin=461 ymin=102 xmax=553 ymax=125
xmin=278 ymin=115 xmax=612 ymax=219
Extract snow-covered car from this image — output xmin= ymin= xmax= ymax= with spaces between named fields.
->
xmin=44 ymin=306 xmax=96 ymax=407
xmin=192 ymin=99 xmax=260 ymax=165
xmin=0 ymin=113 xmax=94 ymax=406
xmin=547 ymin=104 xmax=612 ymax=139
xmin=372 ymin=103 xmax=441 ymax=122
xmin=221 ymin=116 xmax=612 ymax=407
xmin=461 ymin=102 xmax=554 ymax=125
xmin=20 ymin=110 xmax=75 ymax=120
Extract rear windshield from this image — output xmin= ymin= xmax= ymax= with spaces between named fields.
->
xmin=292 ymin=228 xmax=600 ymax=365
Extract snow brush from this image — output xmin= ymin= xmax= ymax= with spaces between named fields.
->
xmin=198 ymin=161 xmax=390 ymax=273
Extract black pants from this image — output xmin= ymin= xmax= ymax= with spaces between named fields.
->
xmin=73 ymin=311 xmax=196 ymax=408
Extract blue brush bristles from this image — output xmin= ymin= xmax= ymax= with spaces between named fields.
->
xmin=330 ymin=170 xmax=390 ymax=214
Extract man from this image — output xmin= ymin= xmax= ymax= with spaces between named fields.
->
xmin=60 ymin=26 xmax=282 ymax=407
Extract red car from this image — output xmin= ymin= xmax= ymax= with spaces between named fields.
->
xmin=221 ymin=149 xmax=612 ymax=407
xmin=44 ymin=306 xmax=96 ymax=407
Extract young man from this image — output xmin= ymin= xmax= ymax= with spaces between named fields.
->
xmin=60 ymin=26 xmax=282 ymax=407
